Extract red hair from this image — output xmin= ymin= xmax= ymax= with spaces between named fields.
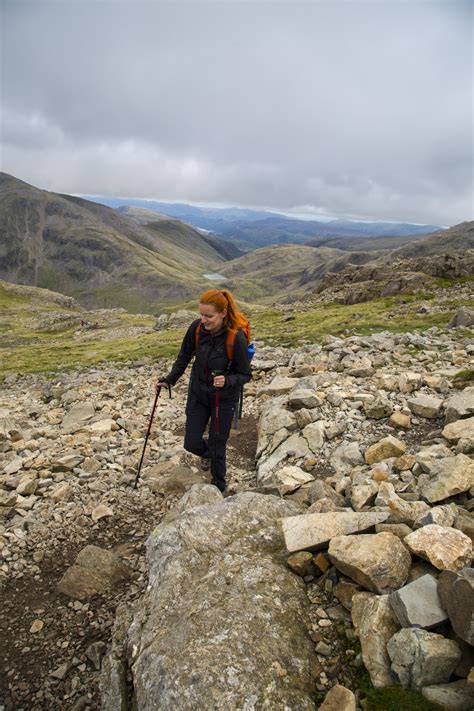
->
xmin=199 ymin=289 xmax=248 ymax=334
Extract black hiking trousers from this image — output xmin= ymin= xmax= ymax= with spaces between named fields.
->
xmin=184 ymin=393 xmax=236 ymax=493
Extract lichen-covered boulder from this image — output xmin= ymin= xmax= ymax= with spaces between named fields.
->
xmin=101 ymin=485 xmax=318 ymax=710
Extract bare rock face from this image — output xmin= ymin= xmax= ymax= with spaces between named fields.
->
xmin=101 ymin=485 xmax=318 ymax=711
xmin=404 ymin=524 xmax=473 ymax=571
xmin=328 ymin=532 xmax=411 ymax=594
xmin=57 ymin=545 xmax=131 ymax=600
xmin=352 ymin=593 xmax=399 ymax=688
xmin=281 ymin=511 xmax=389 ymax=553
xmin=387 ymin=628 xmax=461 ymax=690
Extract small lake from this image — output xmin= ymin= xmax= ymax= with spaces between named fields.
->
xmin=203 ymin=274 xmax=226 ymax=280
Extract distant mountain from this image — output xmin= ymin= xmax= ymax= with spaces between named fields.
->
xmin=84 ymin=195 xmax=443 ymax=250
xmin=0 ymin=173 xmax=233 ymax=312
xmin=389 ymin=221 xmax=474 ymax=257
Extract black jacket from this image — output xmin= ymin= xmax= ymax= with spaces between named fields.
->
xmin=166 ymin=319 xmax=252 ymax=403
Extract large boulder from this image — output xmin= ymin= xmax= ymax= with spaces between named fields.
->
xmin=57 ymin=545 xmax=131 ymax=600
xmin=328 ymin=532 xmax=411 ymax=594
xmin=389 ymin=574 xmax=448 ymax=629
xmin=101 ymin=485 xmax=318 ymax=710
xmin=352 ymin=593 xmax=399 ymax=688
xmin=404 ymin=525 xmax=473 ymax=571
xmin=387 ymin=628 xmax=461 ymax=690
xmin=418 ymin=454 xmax=474 ymax=503
xmin=442 ymin=417 xmax=474 ymax=444
xmin=422 ymin=680 xmax=474 ymax=710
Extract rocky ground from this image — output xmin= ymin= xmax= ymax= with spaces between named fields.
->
xmin=1 ymin=317 xmax=473 ymax=710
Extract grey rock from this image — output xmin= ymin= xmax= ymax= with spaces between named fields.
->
xmin=422 ymin=680 xmax=474 ymax=710
xmin=389 ymin=574 xmax=448 ymax=629
xmin=447 ymin=307 xmax=474 ymax=328
xmin=282 ymin=511 xmax=389 ymax=553
xmin=57 ymin=545 xmax=131 ymax=600
xmin=352 ymin=593 xmax=399 ymax=688
xmin=437 ymin=568 xmax=474 ymax=645
xmin=387 ymin=628 xmax=461 ymax=690
xmin=329 ymin=532 xmax=411 ymax=594
xmin=420 ymin=454 xmax=474 ymax=503
xmin=445 ymin=388 xmax=474 ymax=424
xmin=102 ymin=485 xmax=317 ymax=711
xmin=408 ymin=395 xmax=444 ymax=419
xmin=318 ymin=684 xmax=356 ymax=710
xmin=330 ymin=441 xmax=364 ymax=473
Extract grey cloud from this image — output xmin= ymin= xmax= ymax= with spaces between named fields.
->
xmin=1 ymin=0 xmax=472 ymax=225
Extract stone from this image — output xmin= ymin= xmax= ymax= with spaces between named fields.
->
xmin=389 ymin=411 xmax=411 ymax=429
xmin=333 ymin=580 xmax=361 ymax=610
xmin=30 ymin=619 xmax=44 ymax=633
xmin=414 ymin=504 xmax=457 ymax=529
xmin=308 ymin=480 xmax=345 ymax=507
xmin=375 ymin=482 xmax=430 ymax=526
xmin=405 ymin=524 xmax=472 ymax=571
xmin=328 ymin=532 xmax=411 ymax=594
xmin=57 ymin=545 xmax=131 ymax=600
xmin=286 ymin=551 xmax=313 ymax=577
xmin=387 ymin=628 xmax=461 ymax=690
xmin=408 ymin=395 xmax=443 ymax=419
xmin=281 ymin=511 xmax=389 ymax=553
xmin=88 ymin=418 xmax=118 ymax=433
xmin=61 ymin=402 xmax=95 ymax=431
xmin=389 ymin=574 xmax=448 ymax=629
xmin=443 ymin=417 xmax=474 ymax=443
xmin=364 ymin=435 xmax=406 ymax=465
xmin=420 ymin=454 xmax=474 ymax=504
xmin=16 ymin=476 xmax=38 ymax=495
xmin=52 ymin=454 xmax=85 ymax=471
xmin=302 ymin=420 xmax=325 ymax=453
xmin=318 ymin=684 xmax=356 ymax=711
xmin=258 ymin=376 xmax=299 ymax=396
xmin=101 ymin=486 xmax=318 ymax=710
xmin=375 ymin=523 xmax=413 ymax=540
xmin=50 ymin=483 xmax=73 ymax=502
xmin=49 ymin=663 xmax=69 ymax=680
xmin=364 ymin=395 xmax=393 ymax=420
xmin=288 ymin=388 xmax=321 ymax=410
xmin=330 ymin=441 xmax=364 ymax=473
xmin=352 ymin=593 xmax=399 ymax=688
xmin=454 ymin=511 xmax=474 ymax=543
xmin=143 ymin=465 xmax=206 ymax=495
xmin=86 ymin=641 xmax=106 ymax=670
xmin=445 ymin=388 xmax=474 ymax=424
xmin=91 ymin=504 xmax=114 ymax=522
xmin=447 ymin=307 xmax=474 ymax=328
xmin=257 ymin=431 xmax=312 ymax=480
xmin=437 ymin=568 xmax=474 ymax=645
xmin=422 ymin=680 xmax=474 ymax=710
xmin=350 ymin=481 xmax=379 ymax=511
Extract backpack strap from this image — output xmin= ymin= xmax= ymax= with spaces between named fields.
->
xmin=195 ymin=322 xmax=237 ymax=363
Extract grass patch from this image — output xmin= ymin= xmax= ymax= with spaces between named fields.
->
xmin=356 ymin=668 xmax=443 ymax=711
xmin=454 ymin=368 xmax=474 ymax=382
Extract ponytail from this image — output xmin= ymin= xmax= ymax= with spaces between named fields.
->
xmin=199 ymin=289 xmax=249 ymax=335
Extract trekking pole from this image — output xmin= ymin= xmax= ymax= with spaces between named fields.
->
xmin=133 ymin=382 xmax=171 ymax=489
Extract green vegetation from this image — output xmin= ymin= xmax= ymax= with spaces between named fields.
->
xmin=454 ymin=368 xmax=474 ymax=382
xmin=251 ymin=294 xmax=474 ymax=347
xmin=356 ymin=668 xmax=443 ymax=711
xmin=1 ymin=281 xmax=473 ymax=377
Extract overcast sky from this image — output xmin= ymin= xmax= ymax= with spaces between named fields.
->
xmin=1 ymin=0 xmax=472 ymax=225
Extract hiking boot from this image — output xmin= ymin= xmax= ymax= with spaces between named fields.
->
xmin=200 ymin=457 xmax=211 ymax=472
xmin=222 ymin=487 xmax=236 ymax=498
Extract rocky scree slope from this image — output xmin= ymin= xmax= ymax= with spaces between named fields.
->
xmin=1 ymin=318 xmax=474 ymax=709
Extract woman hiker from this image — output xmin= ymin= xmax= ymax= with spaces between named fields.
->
xmin=157 ymin=289 xmax=252 ymax=496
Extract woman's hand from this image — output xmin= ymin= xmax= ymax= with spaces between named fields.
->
xmin=156 ymin=379 xmax=168 ymax=392
xmin=213 ymin=374 xmax=226 ymax=389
